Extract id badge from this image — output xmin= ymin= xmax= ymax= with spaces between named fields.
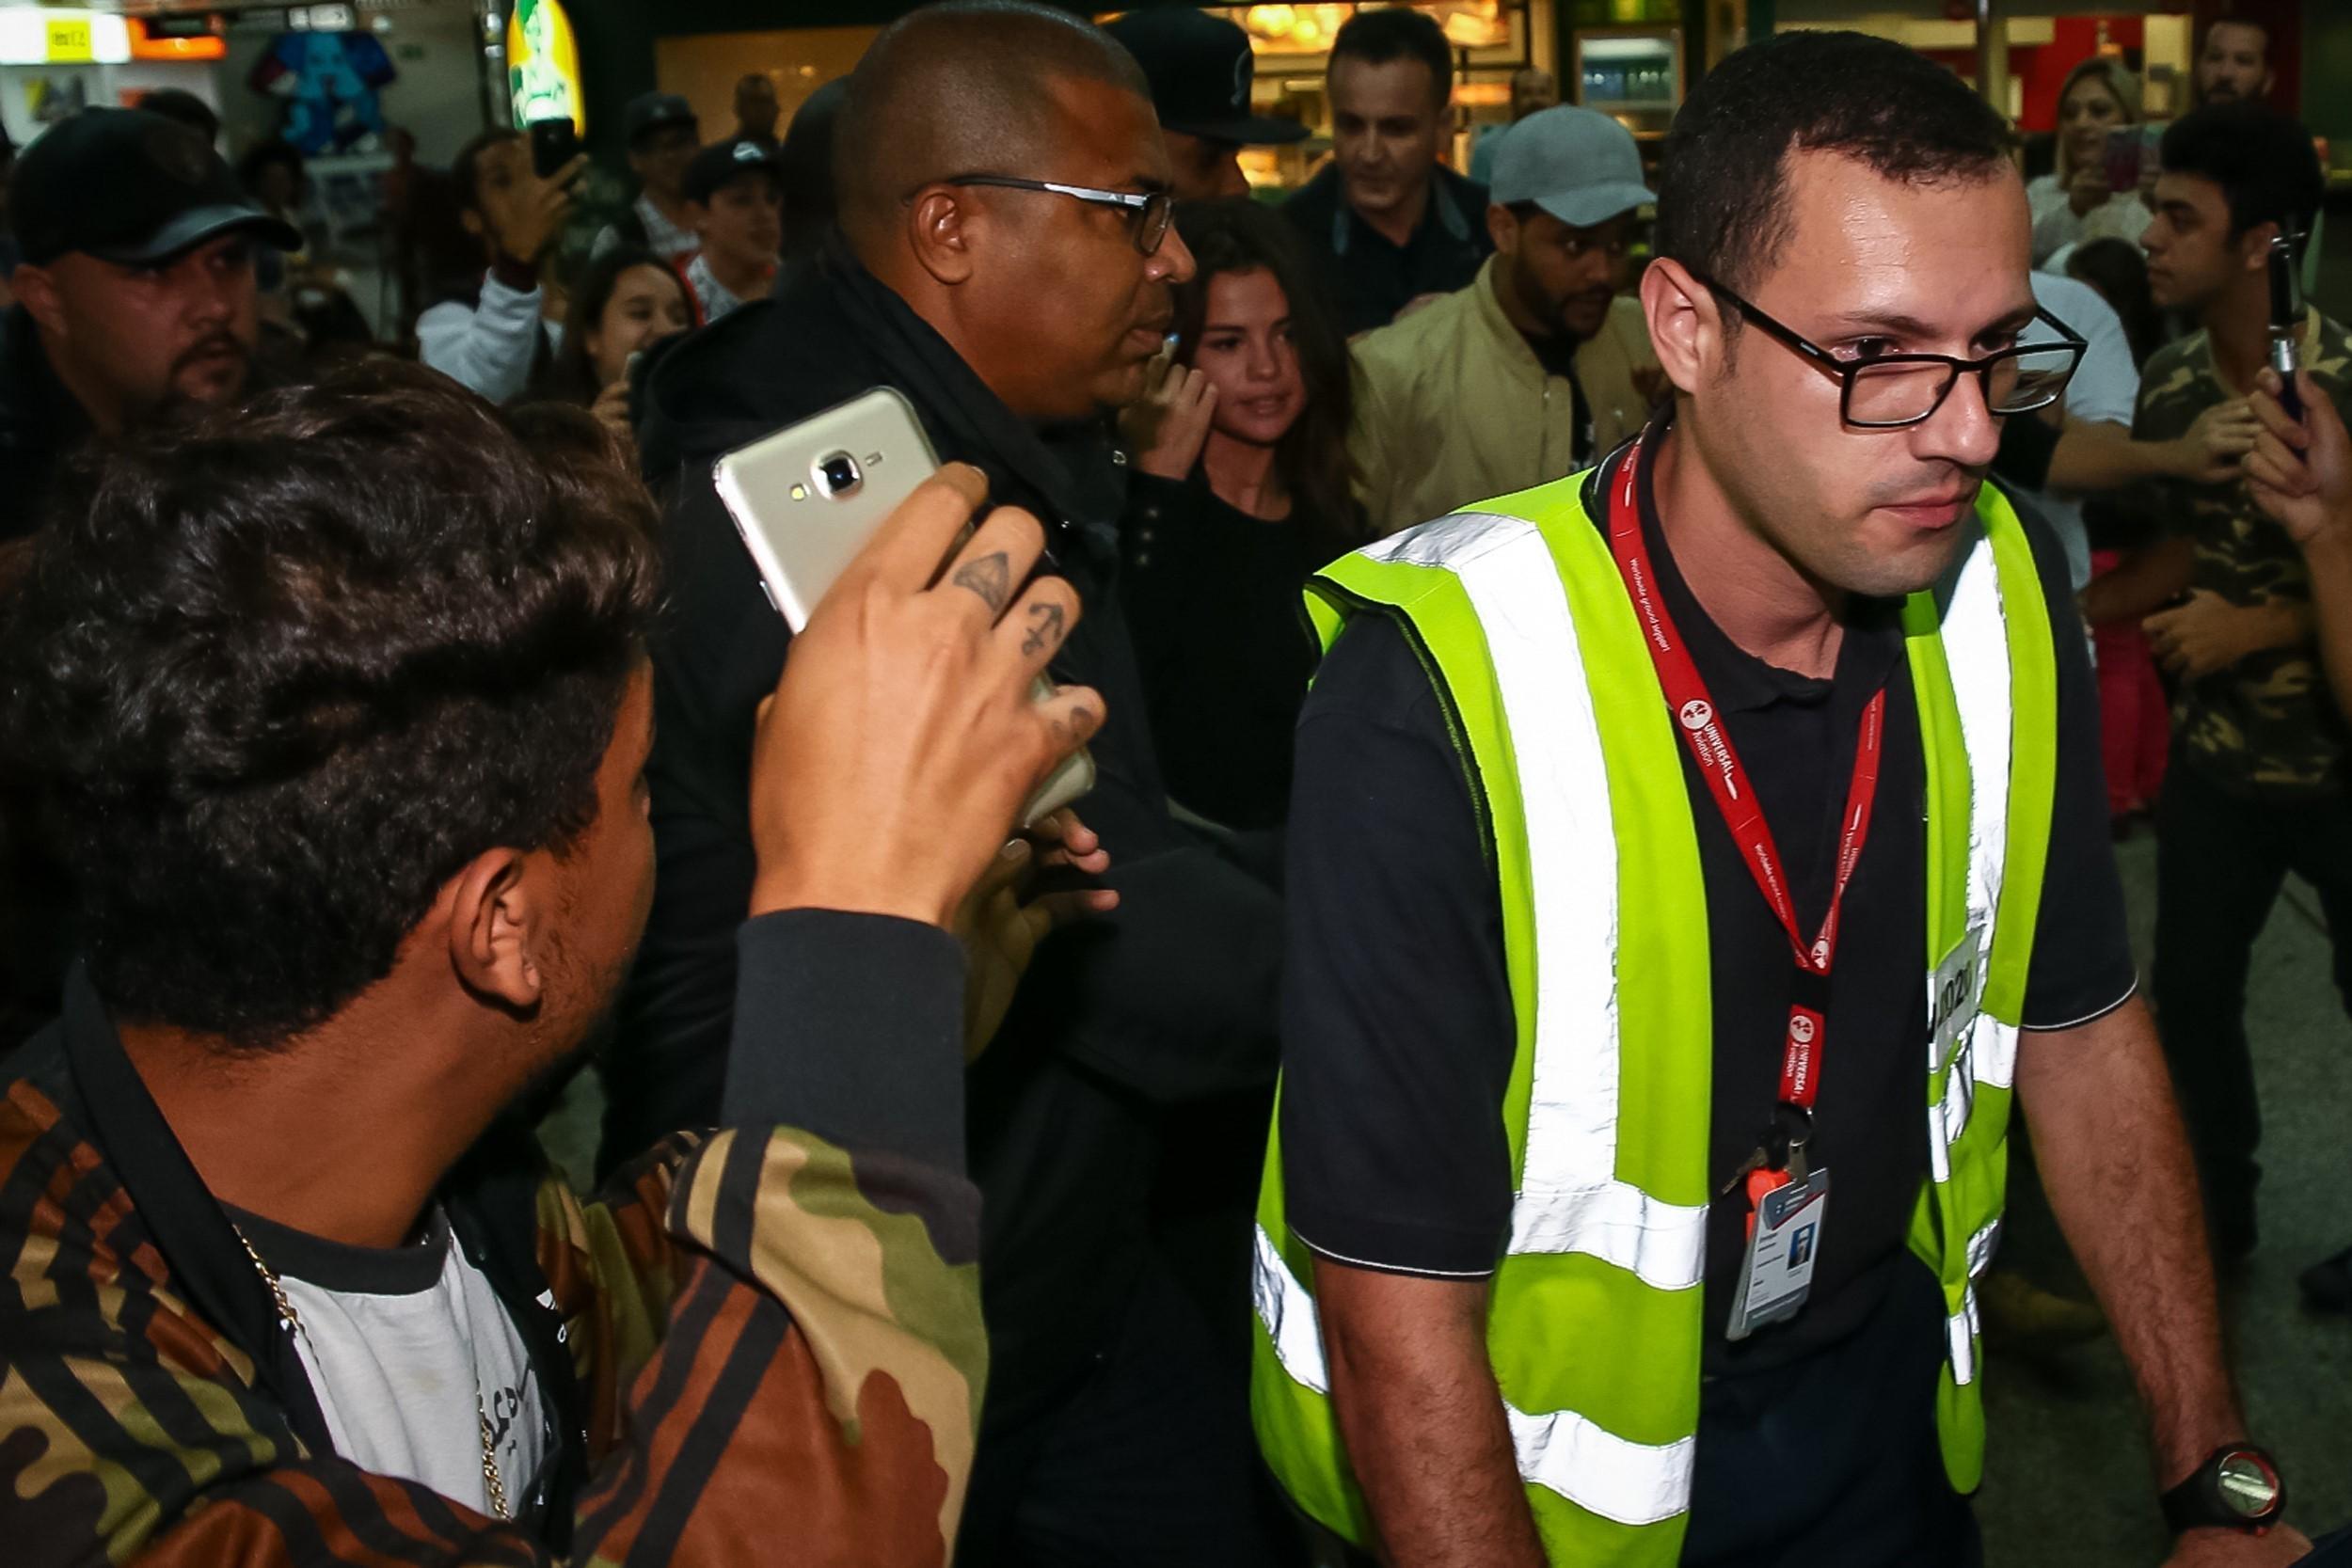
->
xmin=1726 ymin=1168 xmax=1831 ymax=1341
xmin=1929 ymin=927 xmax=1986 ymax=1073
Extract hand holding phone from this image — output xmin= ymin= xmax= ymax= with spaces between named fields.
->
xmin=745 ymin=464 xmax=1103 ymax=928
xmin=2247 ymin=367 xmax=2351 ymax=548
xmin=2269 ymin=235 xmax=2305 ymax=420
xmin=485 ymin=130 xmax=582 ymax=267
xmin=716 ymin=388 xmax=1098 ymax=827
xmin=2102 ymin=126 xmax=2144 ymax=197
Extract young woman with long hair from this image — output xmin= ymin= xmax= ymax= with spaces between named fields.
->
xmin=530 ymin=245 xmax=691 ymax=444
xmin=2027 ymin=56 xmax=2153 ymax=266
xmin=1120 ymin=198 xmax=1366 ymax=832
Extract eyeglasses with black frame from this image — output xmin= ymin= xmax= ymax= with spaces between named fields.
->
xmin=1685 ymin=269 xmax=2087 ymax=429
xmin=944 ymin=175 xmax=1174 ymax=256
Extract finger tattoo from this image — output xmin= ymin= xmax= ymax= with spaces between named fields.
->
xmin=951 ymin=551 xmax=1012 ymax=612
xmin=1023 ymin=601 xmax=1067 ymax=657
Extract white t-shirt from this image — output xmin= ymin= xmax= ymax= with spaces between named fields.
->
xmin=685 ymin=251 xmax=749 ymax=325
xmin=2026 ymin=171 xmax=2152 ymax=268
xmin=238 ymin=1207 xmax=547 ymax=1518
xmin=591 ymin=194 xmax=701 ymax=265
xmin=2021 ymin=270 xmax=2139 ymax=592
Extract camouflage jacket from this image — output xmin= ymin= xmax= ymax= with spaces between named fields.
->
xmin=2134 ymin=309 xmax=2352 ymax=797
xmin=1 ymin=912 xmax=985 ymax=1566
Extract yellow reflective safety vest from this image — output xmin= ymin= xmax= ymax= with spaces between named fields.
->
xmin=1251 ymin=467 xmax=2058 ymax=1565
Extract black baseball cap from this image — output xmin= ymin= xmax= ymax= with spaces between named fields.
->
xmin=683 ymin=137 xmax=782 ymax=204
xmin=10 ymin=109 xmax=300 ymax=268
xmin=624 ymin=91 xmax=699 ymax=149
xmin=1104 ymin=8 xmax=1306 ymax=147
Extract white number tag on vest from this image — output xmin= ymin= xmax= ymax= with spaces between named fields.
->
xmin=1929 ymin=927 xmax=1987 ymax=1073
xmin=1726 ymin=1168 xmax=1831 ymax=1340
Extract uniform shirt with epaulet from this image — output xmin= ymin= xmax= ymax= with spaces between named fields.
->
xmin=1279 ymin=162 xmax=1495 ymax=338
xmin=1279 ymin=440 xmax=2137 ymax=1371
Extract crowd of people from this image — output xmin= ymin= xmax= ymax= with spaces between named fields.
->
xmin=0 ymin=3 xmax=2348 ymax=1566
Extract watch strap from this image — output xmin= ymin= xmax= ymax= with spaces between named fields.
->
xmin=2161 ymin=1444 xmax=2284 ymax=1535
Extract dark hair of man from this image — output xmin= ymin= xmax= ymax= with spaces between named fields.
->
xmin=236 ymin=137 xmax=306 ymax=200
xmin=2064 ymin=237 xmax=2165 ymax=371
xmin=1168 ymin=198 xmax=1366 ymax=545
xmin=781 ymin=76 xmax=847 ymax=265
xmin=1327 ymin=8 xmax=1454 ymax=108
xmin=0 ymin=363 xmax=660 ymax=1047
xmin=532 ymin=244 xmax=679 ymax=405
xmin=832 ymin=0 xmax=1150 ymax=246
xmin=1652 ymin=30 xmax=2010 ymax=306
xmin=139 ymin=87 xmax=221 ymax=146
xmin=2158 ymin=102 xmax=2322 ymax=243
xmin=453 ymin=126 xmax=523 ymax=217
xmin=2204 ymin=16 xmax=2269 ymax=54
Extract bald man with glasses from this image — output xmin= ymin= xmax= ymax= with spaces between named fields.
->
xmin=617 ymin=4 xmax=1295 ymax=1564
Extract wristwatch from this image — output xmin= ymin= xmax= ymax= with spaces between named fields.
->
xmin=2161 ymin=1444 xmax=2286 ymax=1535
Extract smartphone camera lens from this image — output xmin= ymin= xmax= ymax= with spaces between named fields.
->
xmin=817 ymin=452 xmax=862 ymax=499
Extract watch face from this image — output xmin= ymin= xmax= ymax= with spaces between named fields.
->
xmin=2217 ymin=1452 xmax=2280 ymax=1517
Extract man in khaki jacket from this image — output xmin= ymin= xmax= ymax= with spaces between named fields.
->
xmin=1351 ymin=105 xmax=1660 ymax=536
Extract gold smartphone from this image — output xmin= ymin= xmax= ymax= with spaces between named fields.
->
xmin=712 ymin=387 xmax=1096 ymax=827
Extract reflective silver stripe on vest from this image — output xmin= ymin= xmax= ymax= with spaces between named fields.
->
xmin=1937 ymin=540 xmax=2018 ymax=1124
xmin=1504 ymin=1405 xmax=1695 ymax=1528
xmin=1966 ymin=1217 xmax=2003 ymax=1278
xmin=1254 ymin=1225 xmax=1696 ymax=1524
xmin=1255 ymin=1226 xmax=1333 ymax=1395
xmin=1947 ymin=1286 xmax=1982 ymax=1386
xmin=1921 ymin=533 xmax=2015 ymax=1396
xmin=1363 ymin=514 xmax=1708 ymax=1292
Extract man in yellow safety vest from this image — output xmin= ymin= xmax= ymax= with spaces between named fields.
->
xmin=1253 ymin=29 xmax=2307 ymax=1568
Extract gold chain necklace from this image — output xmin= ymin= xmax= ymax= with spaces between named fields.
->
xmin=230 ymin=1222 xmax=512 ymax=1522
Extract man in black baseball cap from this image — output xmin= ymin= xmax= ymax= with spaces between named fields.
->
xmin=0 ymin=105 xmax=298 ymax=1065
xmin=679 ymin=137 xmax=783 ymax=322
xmin=1105 ymin=8 xmax=1304 ymax=199
xmin=0 ymin=107 xmax=298 ymax=543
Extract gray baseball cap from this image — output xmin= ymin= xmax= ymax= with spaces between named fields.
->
xmin=1489 ymin=105 xmax=1655 ymax=227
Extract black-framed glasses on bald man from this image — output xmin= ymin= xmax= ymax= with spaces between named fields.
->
xmin=945 ymin=175 xmax=1175 ymax=256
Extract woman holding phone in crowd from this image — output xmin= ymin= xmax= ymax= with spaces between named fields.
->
xmin=531 ymin=245 xmax=691 ymax=446
xmin=2029 ymin=56 xmax=2154 ymax=266
xmin=1121 ymin=199 xmax=1366 ymax=833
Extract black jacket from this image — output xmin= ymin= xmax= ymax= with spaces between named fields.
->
xmin=0 ymin=308 xmax=89 ymax=1052
xmin=1279 ymin=162 xmax=1495 ymax=338
xmin=1120 ymin=467 xmax=1352 ymax=834
xmin=612 ymin=244 xmax=1283 ymax=1418
xmin=0 ymin=305 xmax=91 ymax=546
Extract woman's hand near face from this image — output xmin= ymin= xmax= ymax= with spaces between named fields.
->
xmin=1122 ymin=347 xmax=1220 ymax=482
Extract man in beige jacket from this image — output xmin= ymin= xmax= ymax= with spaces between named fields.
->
xmin=1350 ymin=105 xmax=1661 ymax=536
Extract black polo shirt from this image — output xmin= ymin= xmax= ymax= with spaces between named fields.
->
xmin=1279 ymin=163 xmax=1494 ymax=338
xmin=1279 ymin=434 xmax=2136 ymax=1376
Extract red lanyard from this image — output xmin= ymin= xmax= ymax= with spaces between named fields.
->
xmin=1604 ymin=438 xmax=1885 ymax=1115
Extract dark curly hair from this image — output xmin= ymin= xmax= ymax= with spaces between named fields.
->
xmin=1655 ymin=31 xmax=2012 ymax=301
xmin=2158 ymin=101 xmax=2323 ymax=243
xmin=0 ymin=363 xmax=661 ymax=1047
